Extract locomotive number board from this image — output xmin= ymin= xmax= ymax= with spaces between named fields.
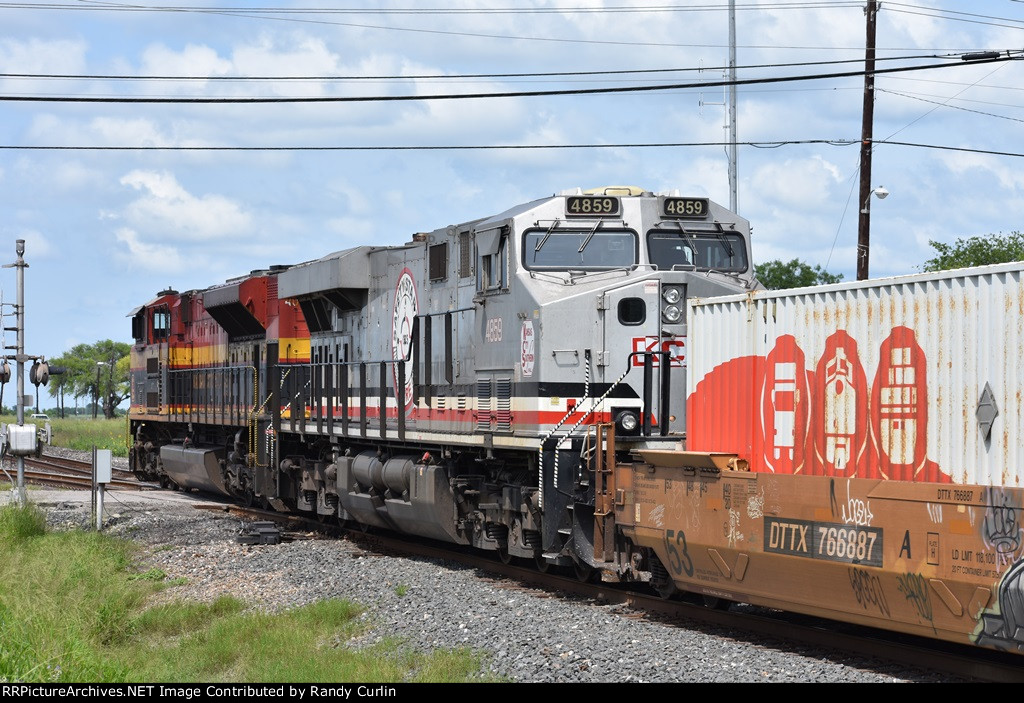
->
xmin=663 ymin=197 xmax=710 ymax=219
xmin=565 ymin=195 xmax=621 ymax=217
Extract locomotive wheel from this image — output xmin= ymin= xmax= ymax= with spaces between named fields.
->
xmin=534 ymin=553 xmax=550 ymax=573
xmin=651 ymin=573 xmax=680 ymax=600
xmin=497 ymin=544 xmax=513 ymax=565
xmin=573 ymin=561 xmax=597 ymax=583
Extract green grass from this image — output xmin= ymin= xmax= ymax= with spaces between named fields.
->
xmin=0 ymin=415 xmax=129 ymax=457
xmin=0 ymin=503 xmax=493 ymax=683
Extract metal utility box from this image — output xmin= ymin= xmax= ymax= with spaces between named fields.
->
xmin=5 ymin=423 xmax=38 ymax=456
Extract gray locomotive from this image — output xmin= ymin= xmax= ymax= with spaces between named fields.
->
xmin=129 ymin=185 xmax=756 ymax=575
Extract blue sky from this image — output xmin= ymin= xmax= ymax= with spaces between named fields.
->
xmin=1 ymin=1 xmax=1022 ymax=365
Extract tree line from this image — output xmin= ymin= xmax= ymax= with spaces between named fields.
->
xmin=45 ymin=340 xmax=130 ymax=419
xmin=755 ymin=231 xmax=1024 ymax=290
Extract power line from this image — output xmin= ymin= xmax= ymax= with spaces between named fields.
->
xmin=880 ymin=88 xmax=1024 ymax=123
xmin=2 ymin=53 xmax=1016 ymax=103
xmin=0 ymin=53 xmax=950 ymax=82
xmin=0 ymin=2 xmax=875 ymax=16
xmin=0 ymin=139 xmax=1018 ymax=158
xmin=2 ymin=1 xmax=1002 ymax=52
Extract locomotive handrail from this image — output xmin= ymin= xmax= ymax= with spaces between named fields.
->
xmin=537 ymin=348 xmax=670 ymax=510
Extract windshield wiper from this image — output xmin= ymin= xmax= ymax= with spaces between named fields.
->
xmin=578 ymin=220 xmax=603 ymax=255
xmin=713 ymin=231 xmax=735 ymax=259
xmin=535 ymin=219 xmax=561 ymax=252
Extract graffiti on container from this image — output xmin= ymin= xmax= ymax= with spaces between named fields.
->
xmin=725 ymin=508 xmax=742 ymax=548
xmin=982 ymin=489 xmax=1023 ymax=566
xmin=649 ymin=504 xmax=665 ymax=528
xmin=973 ymin=558 xmax=1024 ymax=652
xmin=687 ymin=325 xmax=952 ymax=483
xmin=830 ymin=478 xmax=874 ymax=527
xmin=896 ymin=572 xmax=934 ymax=627
xmin=926 ymin=502 xmax=943 ymax=524
xmin=848 ymin=567 xmax=891 ymax=618
xmin=747 ymin=488 xmax=765 ymax=519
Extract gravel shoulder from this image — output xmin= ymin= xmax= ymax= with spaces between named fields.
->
xmin=22 ymin=448 xmax=955 ymax=683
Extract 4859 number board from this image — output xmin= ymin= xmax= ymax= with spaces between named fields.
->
xmin=565 ymin=195 xmax=620 ymax=217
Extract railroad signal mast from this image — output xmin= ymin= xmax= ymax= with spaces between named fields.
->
xmin=1 ymin=239 xmax=51 ymax=506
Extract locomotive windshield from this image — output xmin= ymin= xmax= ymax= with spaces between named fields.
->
xmin=522 ymin=228 xmax=638 ymax=270
xmin=646 ymin=231 xmax=748 ymax=273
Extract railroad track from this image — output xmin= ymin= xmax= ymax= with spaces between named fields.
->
xmin=2 ymin=454 xmax=154 ymax=491
xmin=194 ymin=501 xmax=1024 ymax=683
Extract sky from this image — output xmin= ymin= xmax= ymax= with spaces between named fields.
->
xmin=1 ymin=1 xmax=1023 ymax=370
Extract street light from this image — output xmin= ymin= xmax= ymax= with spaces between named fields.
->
xmin=95 ymin=361 xmax=107 ymax=419
xmin=860 ymin=185 xmax=889 ymax=214
xmin=856 ymin=185 xmax=890 ymax=280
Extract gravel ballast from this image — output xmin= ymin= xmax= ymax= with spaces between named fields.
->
xmin=18 ymin=448 xmax=958 ymax=683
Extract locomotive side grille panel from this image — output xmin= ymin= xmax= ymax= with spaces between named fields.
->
xmin=476 ymin=378 xmax=492 ymax=431
xmin=459 ymin=231 xmax=472 ymax=278
xmin=496 ymin=378 xmax=512 ymax=433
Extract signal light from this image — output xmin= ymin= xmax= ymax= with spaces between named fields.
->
xmin=30 ymin=361 xmax=49 ymax=386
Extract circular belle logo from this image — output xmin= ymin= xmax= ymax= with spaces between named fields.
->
xmin=391 ymin=268 xmax=418 ymax=411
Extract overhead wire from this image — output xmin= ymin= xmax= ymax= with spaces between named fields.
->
xmin=1 ymin=53 xmax=1017 ymax=103
xmin=5 ymin=0 xmax=1013 ymax=51
xmin=0 ymin=52 xmax=956 ymax=82
xmin=0 ymin=139 xmax=1019 ymax=158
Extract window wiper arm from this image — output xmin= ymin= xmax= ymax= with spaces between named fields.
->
xmin=578 ymin=220 xmax=602 ymax=254
xmin=535 ymin=219 xmax=560 ymax=252
xmin=714 ymin=230 xmax=735 ymax=258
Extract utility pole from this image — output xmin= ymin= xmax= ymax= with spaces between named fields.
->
xmin=727 ymin=0 xmax=738 ymax=213
xmin=856 ymin=0 xmax=879 ymax=280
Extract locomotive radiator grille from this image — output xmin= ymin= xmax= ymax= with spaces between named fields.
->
xmin=496 ymin=378 xmax=512 ymax=432
xmin=476 ymin=379 xmax=492 ymax=430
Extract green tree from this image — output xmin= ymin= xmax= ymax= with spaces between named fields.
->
xmin=46 ymin=340 xmax=131 ymax=419
xmin=922 ymin=231 xmax=1024 ymax=272
xmin=754 ymin=258 xmax=843 ymax=290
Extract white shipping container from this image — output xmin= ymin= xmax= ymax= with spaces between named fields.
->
xmin=686 ymin=261 xmax=1024 ymax=487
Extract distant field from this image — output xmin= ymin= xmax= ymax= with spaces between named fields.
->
xmin=0 ymin=415 xmax=129 ymax=457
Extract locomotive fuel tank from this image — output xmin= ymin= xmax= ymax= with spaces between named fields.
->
xmin=337 ymin=451 xmax=466 ymax=544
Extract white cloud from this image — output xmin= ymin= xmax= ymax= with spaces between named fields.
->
xmin=118 ymin=170 xmax=252 ymax=241
xmin=0 ymin=37 xmax=86 ymax=72
xmin=113 ymin=227 xmax=185 ymax=272
xmin=139 ymin=43 xmax=232 ymax=81
xmin=751 ymin=155 xmax=843 ymax=208
xmin=937 ymin=150 xmax=1024 ymax=192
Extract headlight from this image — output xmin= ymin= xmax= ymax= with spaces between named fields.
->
xmin=662 ymin=286 xmax=682 ymax=304
xmin=616 ymin=410 xmax=640 ymax=434
xmin=662 ymin=305 xmax=682 ymax=323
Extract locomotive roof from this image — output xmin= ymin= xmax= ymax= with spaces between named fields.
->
xmin=277 ymin=245 xmax=373 ymax=300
